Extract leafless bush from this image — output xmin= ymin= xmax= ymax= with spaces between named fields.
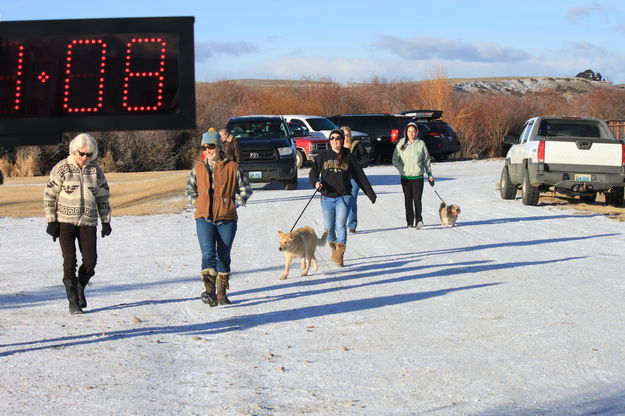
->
xmin=5 ymin=77 xmax=625 ymax=177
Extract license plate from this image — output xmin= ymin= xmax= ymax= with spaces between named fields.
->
xmin=249 ymin=171 xmax=262 ymax=179
xmin=575 ymin=174 xmax=591 ymax=182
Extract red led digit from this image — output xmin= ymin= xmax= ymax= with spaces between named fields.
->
xmin=122 ymin=38 xmax=166 ymax=112
xmin=0 ymin=42 xmax=24 ymax=114
xmin=62 ymin=39 xmax=107 ymax=113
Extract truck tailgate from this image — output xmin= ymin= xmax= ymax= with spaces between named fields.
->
xmin=545 ymin=139 xmax=622 ymax=166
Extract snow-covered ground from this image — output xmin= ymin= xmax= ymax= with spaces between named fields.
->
xmin=1 ymin=160 xmax=624 ymax=416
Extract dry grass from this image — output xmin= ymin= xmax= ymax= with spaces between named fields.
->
xmin=0 ymin=170 xmax=189 ymax=218
xmin=494 ymin=185 xmax=625 ymax=221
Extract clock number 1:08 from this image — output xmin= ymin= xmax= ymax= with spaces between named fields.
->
xmin=2 ymin=37 xmax=168 ymax=114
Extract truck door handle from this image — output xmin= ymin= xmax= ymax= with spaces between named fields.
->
xmin=576 ymin=141 xmax=592 ymax=150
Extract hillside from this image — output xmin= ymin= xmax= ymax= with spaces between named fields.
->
xmin=451 ymin=76 xmax=617 ymax=95
xmin=214 ymin=76 xmax=621 ymax=96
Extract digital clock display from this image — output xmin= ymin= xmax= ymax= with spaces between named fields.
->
xmin=0 ymin=16 xmax=196 ymax=143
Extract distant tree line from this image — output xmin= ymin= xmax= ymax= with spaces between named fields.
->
xmin=2 ymin=76 xmax=625 ymax=177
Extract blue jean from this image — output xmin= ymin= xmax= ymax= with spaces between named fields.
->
xmin=347 ymin=178 xmax=359 ymax=231
xmin=195 ymin=218 xmax=237 ymax=273
xmin=320 ymin=195 xmax=350 ymax=244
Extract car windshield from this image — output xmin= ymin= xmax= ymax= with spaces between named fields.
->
xmin=307 ymin=118 xmax=337 ymax=131
xmin=229 ymin=121 xmax=288 ymax=139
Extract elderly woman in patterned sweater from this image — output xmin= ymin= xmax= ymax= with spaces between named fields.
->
xmin=43 ymin=133 xmax=112 ymax=315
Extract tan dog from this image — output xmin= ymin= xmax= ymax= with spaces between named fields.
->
xmin=278 ymin=226 xmax=328 ymax=280
xmin=439 ymin=202 xmax=461 ymax=227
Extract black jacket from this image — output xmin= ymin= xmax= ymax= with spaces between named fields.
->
xmin=309 ymin=148 xmax=376 ymax=203
xmin=350 ymin=140 xmax=368 ymax=168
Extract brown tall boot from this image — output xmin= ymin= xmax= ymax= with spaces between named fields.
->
xmin=329 ymin=241 xmax=338 ymax=264
xmin=200 ymin=268 xmax=218 ymax=306
xmin=216 ymin=272 xmax=231 ymax=305
xmin=335 ymin=243 xmax=346 ymax=267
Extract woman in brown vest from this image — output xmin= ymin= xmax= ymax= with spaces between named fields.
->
xmin=185 ymin=128 xmax=252 ymax=306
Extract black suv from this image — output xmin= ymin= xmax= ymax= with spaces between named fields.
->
xmin=329 ymin=111 xmax=461 ymax=162
xmin=400 ymin=110 xmax=461 ymax=161
xmin=226 ymin=115 xmax=298 ymax=190
xmin=328 ymin=113 xmax=409 ymax=163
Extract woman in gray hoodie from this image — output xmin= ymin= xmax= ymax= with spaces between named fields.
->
xmin=392 ymin=123 xmax=435 ymax=229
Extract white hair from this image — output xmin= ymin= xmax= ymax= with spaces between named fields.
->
xmin=69 ymin=133 xmax=98 ymax=159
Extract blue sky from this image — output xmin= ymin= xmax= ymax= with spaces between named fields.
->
xmin=2 ymin=0 xmax=625 ymax=83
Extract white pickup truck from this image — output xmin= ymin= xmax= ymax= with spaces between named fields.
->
xmin=500 ymin=115 xmax=625 ymax=206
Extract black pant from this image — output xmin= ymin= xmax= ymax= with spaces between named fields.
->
xmin=401 ymin=178 xmax=424 ymax=227
xmin=59 ymin=223 xmax=97 ymax=280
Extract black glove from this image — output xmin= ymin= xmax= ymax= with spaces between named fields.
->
xmin=101 ymin=222 xmax=112 ymax=238
xmin=370 ymin=195 xmax=377 ymax=204
xmin=428 ymin=177 xmax=435 ymax=187
xmin=46 ymin=221 xmax=60 ymax=242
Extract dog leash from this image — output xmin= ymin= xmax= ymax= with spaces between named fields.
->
xmin=289 ymin=188 xmax=319 ymax=233
xmin=434 ymin=189 xmax=447 ymax=205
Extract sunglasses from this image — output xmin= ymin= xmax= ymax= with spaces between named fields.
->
xmin=77 ymin=151 xmax=93 ymax=157
xmin=329 ymin=136 xmax=343 ymax=141
xmin=201 ymin=144 xmax=217 ymax=151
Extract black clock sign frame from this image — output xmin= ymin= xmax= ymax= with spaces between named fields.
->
xmin=0 ymin=16 xmax=196 ymax=146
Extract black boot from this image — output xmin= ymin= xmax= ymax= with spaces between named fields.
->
xmin=63 ymin=278 xmax=83 ymax=315
xmin=77 ymin=272 xmax=91 ymax=308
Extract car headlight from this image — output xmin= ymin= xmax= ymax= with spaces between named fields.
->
xmin=278 ymin=146 xmax=294 ymax=156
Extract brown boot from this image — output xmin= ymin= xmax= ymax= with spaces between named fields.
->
xmin=200 ymin=268 xmax=218 ymax=306
xmin=335 ymin=243 xmax=346 ymax=267
xmin=329 ymin=241 xmax=338 ymax=264
xmin=216 ymin=272 xmax=231 ymax=305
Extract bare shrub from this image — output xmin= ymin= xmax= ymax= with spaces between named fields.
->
xmin=13 ymin=147 xmax=42 ymax=176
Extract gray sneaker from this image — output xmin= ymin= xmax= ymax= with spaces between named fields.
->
xmin=415 ymin=221 xmax=423 ymax=230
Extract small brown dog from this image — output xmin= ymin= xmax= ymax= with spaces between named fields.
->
xmin=439 ymin=202 xmax=461 ymax=227
xmin=278 ymin=226 xmax=328 ymax=280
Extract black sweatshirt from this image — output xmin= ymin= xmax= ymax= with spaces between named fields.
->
xmin=309 ymin=148 xmax=376 ymax=203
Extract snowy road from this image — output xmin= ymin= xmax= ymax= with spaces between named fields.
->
xmin=1 ymin=160 xmax=624 ymax=415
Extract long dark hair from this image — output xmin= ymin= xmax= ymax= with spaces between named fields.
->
xmin=401 ymin=123 xmax=420 ymax=151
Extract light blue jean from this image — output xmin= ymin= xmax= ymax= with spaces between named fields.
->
xmin=347 ymin=178 xmax=359 ymax=231
xmin=320 ymin=195 xmax=350 ymax=244
xmin=195 ymin=218 xmax=237 ymax=273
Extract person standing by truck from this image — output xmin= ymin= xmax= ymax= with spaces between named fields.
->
xmin=309 ymin=129 xmax=376 ymax=267
xmin=219 ymin=127 xmax=241 ymax=163
xmin=43 ymin=133 xmax=112 ymax=315
xmin=392 ymin=123 xmax=435 ymax=229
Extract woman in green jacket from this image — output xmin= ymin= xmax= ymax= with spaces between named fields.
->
xmin=392 ymin=123 xmax=435 ymax=229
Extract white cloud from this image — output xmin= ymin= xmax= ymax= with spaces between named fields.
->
xmin=566 ymin=1 xmax=612 ymax=22
xmin=371 ymin=34 xmax=530 ymax=63
xmin=195 ymin=40 xmax=259 ymax=62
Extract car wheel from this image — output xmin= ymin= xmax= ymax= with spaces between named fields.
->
xmin=579 ymin=193 xmax=597 ymax=203
xmin=296 ymin=150 xmax=305 ymax=169
xmin=284 ymin=178 xmax=298 ymax=190
xmin=500 ymin=166 xmax=517 ymax=200
xmin=605 ymin=187 xmax=624 ymax=207
xmin=521 ymin=168 xmax=539 ymax=206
